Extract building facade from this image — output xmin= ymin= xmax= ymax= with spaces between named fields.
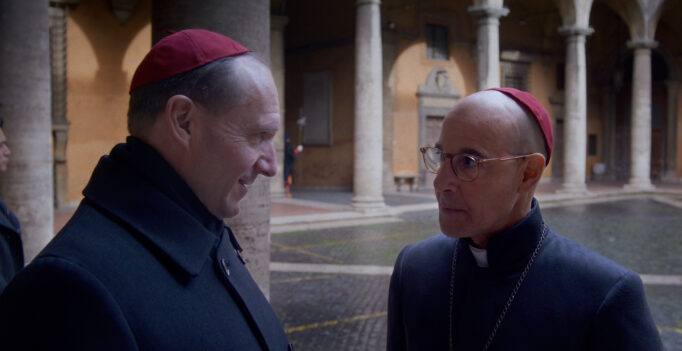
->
xmin=1 ymin=0 xmax=680 ymax=287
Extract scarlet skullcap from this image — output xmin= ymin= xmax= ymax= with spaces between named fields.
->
xmin=129 ymin=29 xmax=251 ymax=92
xmin=486 ymin=88 xmax=554 ymax=165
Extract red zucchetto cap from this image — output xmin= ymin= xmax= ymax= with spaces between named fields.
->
xmin=487 ymin=88 xmax=554 ymax=165
xmin=129 ymin=29 xmax=251 ymax=92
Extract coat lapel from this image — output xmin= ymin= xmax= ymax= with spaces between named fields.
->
xmin=215 ymin=228 xmax=289 ymax=351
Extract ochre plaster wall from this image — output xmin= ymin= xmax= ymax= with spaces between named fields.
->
xmin=391 ymin=40 xmax=476 ymax=177
xmin=527 ymin=60 xmax=558 ymax=179
xmin=66 ymin=0 xmax=150 ymax=202
xmin=285 ymin=44 xmax=356 ymax=188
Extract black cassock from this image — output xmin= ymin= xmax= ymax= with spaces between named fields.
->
xmin=0 ymin=137 xmax=292 ymax=351
xmin=388 ymin=199 xmax=662 ymax=351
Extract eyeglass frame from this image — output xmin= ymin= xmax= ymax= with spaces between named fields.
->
xmin=419 ymin=146 xmax=543 ymax=182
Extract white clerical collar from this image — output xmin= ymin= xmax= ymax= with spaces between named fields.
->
xmin=469 ymin=245 xmax=488 ymax=268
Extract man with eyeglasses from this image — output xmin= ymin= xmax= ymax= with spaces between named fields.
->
xmin=387 ymin=88 xmax=662 ymax=350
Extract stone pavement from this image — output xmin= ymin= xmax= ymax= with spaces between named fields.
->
xmin=269 ymin=182 xmax=682 ymax=351
xmin=51 ymin=181 xmax=682 ymax=350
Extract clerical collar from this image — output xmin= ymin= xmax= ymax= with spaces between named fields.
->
xmin=468 ymin=245 xmax=488 ymax=267
xmin=463 ymin=199 xmax=545 ymax=271
xmin=111 ymin=136 xmax=225 ymax=236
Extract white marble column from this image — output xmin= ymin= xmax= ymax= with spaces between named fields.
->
xmin=468 ymin=4 xmax=509 ymax=90
xmin=353 ymin=0 xmax=385 ymax=211
xmin=0 ymin=0 xmax=54 ymax=261
xmin=625 ymin=39 xmax=657 ymax=190
xmin=663 ymin=80 xmax=679 ymax=182
xmin=270 ymin=15 xmax=288 ymax=198
xmin=558 ymin=26 xmax=592 ymax=193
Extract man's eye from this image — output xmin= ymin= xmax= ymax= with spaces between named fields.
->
xmin=259 ymin=132 xmax=275 ymax=141
xmin=457 ymin=155 xmax=477 ymax=168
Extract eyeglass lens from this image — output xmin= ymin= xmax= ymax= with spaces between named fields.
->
xmin=423 ymin=148 xmax=479 ymax=181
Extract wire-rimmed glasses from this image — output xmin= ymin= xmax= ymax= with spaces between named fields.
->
xmin=420 ymin=146 xmax=539 ymax=182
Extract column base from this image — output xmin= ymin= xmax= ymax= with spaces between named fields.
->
xmin=623 ymin=178 xmax=655 ymax=191
xmin=662 ymin=170 xmax=681 ymax=183
xmin=556 ymin=182 xmax=590 ymax=195
xmin=271 ymin=190 xmax=286 ymax=199
xmin=351 ymin=195 xmax=386 ymax=214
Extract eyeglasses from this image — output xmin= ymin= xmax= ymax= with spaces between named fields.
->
xmin=420 ymin=146 xmax=538 ymax=182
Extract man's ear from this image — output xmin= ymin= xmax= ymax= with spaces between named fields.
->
xmin=164 ymin=95 xmax=195 ymax=148
xmin=518 ymin=153 xmax=546 ymax=192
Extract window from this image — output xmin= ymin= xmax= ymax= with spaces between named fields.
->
xmin=302 ymin=71 xmax=331 ymax=145
xmin=501 ymin=51 xmax=532 ymax=92
xmin=501 ymin=61 xmax=530 ymax=91
xmin=588 ymin=134 xmax=598 ymax=156
xmin=556 ymin=63 xmax=565 ymax=91
xmin=426 ymin=24 xmax=448 ymax=61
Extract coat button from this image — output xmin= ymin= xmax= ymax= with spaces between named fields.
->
xmin=220 ymin=258 xmax=230 ymax=276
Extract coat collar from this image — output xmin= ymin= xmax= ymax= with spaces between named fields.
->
xmin=82 ymin=137 xmax=223 ymax=278
xmin=463 ymin=198 xmax=546 ymax=272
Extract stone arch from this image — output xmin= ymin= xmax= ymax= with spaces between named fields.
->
xmin=64 ymin=0 xmax=151 ymax=203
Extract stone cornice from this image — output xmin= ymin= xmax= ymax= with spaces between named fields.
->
xmin=558 ymin=25 xmax=594 ymax=37
xmin=467 ymin=5 xmax=509 ymax=18
xmin=356 ymin=0 xmax=380 ymax=6
xmin=627 ymin=39 xmax=658 ymax=50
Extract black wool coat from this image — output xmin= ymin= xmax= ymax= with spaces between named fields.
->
xmin=0 ymin=197 xmax=23 ymax=293
xmin=388 ymin=199 xmax=663 ymax=351
xmin=0 ymin=138 xmax=292 ymax=351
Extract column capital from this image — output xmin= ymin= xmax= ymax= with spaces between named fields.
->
xmin=627 ymin=39 xmax=658 ymax=50
xmin=467 ymin=5 xmax=509 ymax=19
xmin=356 ymin=0 xmax=380 ymax=7
xmin=558 ymin=25 xmax=594 ymax=37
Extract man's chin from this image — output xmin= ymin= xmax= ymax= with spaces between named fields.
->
xmin=440 ymin=230 xmax=469 ymax=239
xmin=223 ymin=204 xmax=240 ymax=219
xmin=439 ymin=220 xmax=469 ymax=239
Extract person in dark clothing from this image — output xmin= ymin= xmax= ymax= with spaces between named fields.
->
xmin=387 ymin=88 xmax=662 ymax=350
xmin=0 ymin=118 xmax=23 ymax=294
xmin=0 ymin=29 xmax=292 ymax=350
xmin=283 ymin=132 xmax=297 ymax=197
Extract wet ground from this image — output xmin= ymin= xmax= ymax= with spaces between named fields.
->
xmin=269 ymin=197 xmax=682 ymax=350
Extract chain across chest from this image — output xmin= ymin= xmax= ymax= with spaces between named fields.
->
xmin=448 ymin=224 xmax=548 ymax=351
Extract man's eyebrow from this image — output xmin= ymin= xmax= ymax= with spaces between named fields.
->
xmin=459 ymin=147 xmax=485 ymax=158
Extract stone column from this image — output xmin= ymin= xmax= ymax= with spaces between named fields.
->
xmin=50 ymin=2 xmax=71 ymax=209
xmin=663 ymin=80 xmax=679 ymax=182
xmin=558 ymin=26 xmax=593 ymax=193
xmin=0 ymin=0 xmax=54 ymax=261
xmin=152 ymin=0 xmax=273 ymax=298
xmin=353 ymin=0 xmax=385 ymax=212
xmin=468 ymin=4 xmax=509 ymax=91
xmin=270 ymin=15 xmax=288 ymax=198
xmin=625 ymin=39 xmax=657 ymax=190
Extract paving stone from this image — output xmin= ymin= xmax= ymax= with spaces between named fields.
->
xmin=270 ymin=198 xmax=682 ymax=350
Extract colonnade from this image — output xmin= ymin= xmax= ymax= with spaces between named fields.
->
xmin=0 ymin=0 xmax=679 ymax=299
xmin=471 ymin=0 xmax=676 ymax=193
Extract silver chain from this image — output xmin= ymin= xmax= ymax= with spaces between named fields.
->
xmin=448 ymin=224 xmax=548 ymax=351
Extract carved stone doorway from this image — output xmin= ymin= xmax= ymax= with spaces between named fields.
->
xmin=417 ymin=67 xmax=460 ymax=189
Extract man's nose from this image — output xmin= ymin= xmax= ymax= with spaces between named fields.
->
xmin=257 ymin=141 xmax=277 ymax=177
xmin=433 ymin=162 xmax=458 ymax=191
